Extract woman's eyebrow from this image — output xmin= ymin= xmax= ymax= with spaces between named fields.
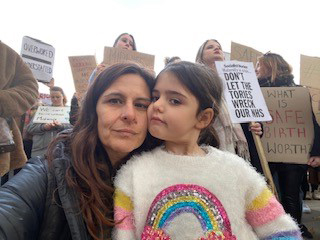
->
xmin=102 ymin=93 xmax=123 ymax=98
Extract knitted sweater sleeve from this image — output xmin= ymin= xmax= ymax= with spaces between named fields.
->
xmin=113 ymin=161 xmax=137 ymax=240
xmin=244 ymin=166 xmax=302 ymax=239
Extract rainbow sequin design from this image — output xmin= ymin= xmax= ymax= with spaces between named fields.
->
xmin=141 ymin=184 xmax=236 ymax=239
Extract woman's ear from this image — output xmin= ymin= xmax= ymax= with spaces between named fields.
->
xmin=195 ymin=108 xmax=214 ymax=130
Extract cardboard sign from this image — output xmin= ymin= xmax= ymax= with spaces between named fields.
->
xmin=69 ymin=55 xmax=97 ymax=100
xmin=300 ymin=54 xmax=320 ymax=89
xmin=215 ymin=61 xmax=272 ymax=123
xmin=21 ymin=36 xmax=55 ymax=83
xmin=33 ymin=106 xmax=70 ymax=124
xmin=230 ymin=42 xmax=263 ymax=66
xmin=261 ymin=87 xmax=314 ymax=164
xmin=103 ymin=47 xmax=155 ymax=70
xmin=308 ymin=87 xmax=320 ymax=125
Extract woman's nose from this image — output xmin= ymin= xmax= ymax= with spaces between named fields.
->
xmin=121 ymin=104 xmax=136 ymax=122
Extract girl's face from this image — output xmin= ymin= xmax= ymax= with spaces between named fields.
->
xmin=202 ymin=40 xmax=224 ymax=64
xmin=255 ymin=60 xmax=270 ymax=79
xmin=50 ymin=91 xmax=64 ymax=107
xmin=148 ymin=72 xmax=201 ymax=144
xmin=115 ymin=34 xmax=134 ymax=50
xmin=96 ymin=73 xmax=150 ymax=162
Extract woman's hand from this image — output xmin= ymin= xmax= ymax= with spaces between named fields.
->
xmin=52 ymin=120 xmax=62 ymax=127
xmin=43 ymin=123 xmax=54 ymax=131
xmin=308 ymin=156 xmax=320 ymax=167
xmin=250 ymin=122 xmax=263 ymax=136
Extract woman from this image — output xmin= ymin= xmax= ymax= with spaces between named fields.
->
xmin=196 ymin=39 xmax=264 ymax=174
xmin=26 ymin=86 xmax=71 ymax=157
xmin=0 ymin=63 xmax=160 ymax=240
xmin=256 ymin=52 xmax=320 ymax=238
xmin=88 ymin=33 xmax=137 ymax=84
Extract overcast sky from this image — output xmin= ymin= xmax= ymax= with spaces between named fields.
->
xmin=1 ymin=0 xmax=319 ymax=103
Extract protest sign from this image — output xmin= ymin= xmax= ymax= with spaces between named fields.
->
xmin=38 ymin=82 xmax=52 ymax=105
xmin=69 ymin=55 xmax=97 ymax=100
xmin=103 ymin=47 xmax=155 ymax=70
xmin=230 ymin=42 xmax=262 ymax=66
xmin=33 ymin=106 xmax=70 ymax=124
xmin=21 ymin=36 xmax=55 ymax=83
xmin=261 ymin=87 xmax=314 ymax=164
xmin=308 ymin=87 xmax=320 ymax=125
xmin=300 ymin=54 xmax=320 ymax=89
xmin=215 ymin=61 xmax=272 ymax=123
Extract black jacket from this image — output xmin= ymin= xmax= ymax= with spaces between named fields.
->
xmin=0 ymin=141 xmax=91 ymax=240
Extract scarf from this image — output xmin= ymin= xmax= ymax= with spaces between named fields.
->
xmin=213 ymin=97 xmax=250 ymax=161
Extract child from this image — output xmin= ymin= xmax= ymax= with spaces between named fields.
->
xmin=113 ymin=62 xmax=301 ymax=239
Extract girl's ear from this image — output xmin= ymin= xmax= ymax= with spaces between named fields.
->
xmin=195 ymin=108 xmax=214 ymax=130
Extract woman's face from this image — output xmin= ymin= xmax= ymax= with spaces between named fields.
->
xmin=255 ymin=60 xmax=270 ymax=79
xmin=202 ymin=40 xmax=224 ymax=64
xmin=96 ymin=73 xmax=150 ymax=162
xmin=115 ymin=34 xmax=134 ymax=50
xmin=50 ymin=91 xmax=64 ymax=107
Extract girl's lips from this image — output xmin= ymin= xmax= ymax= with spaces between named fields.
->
xmin=150 ymin=116 xmax=165 ymax=124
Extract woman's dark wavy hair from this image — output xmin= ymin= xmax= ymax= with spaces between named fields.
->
xmin=47 ymin=63 xmax=159 ymax=239
xmin=158 ymin=61 xmax=223 ymax=147
xmin=113 ymin=33 xmax=137 ymax=51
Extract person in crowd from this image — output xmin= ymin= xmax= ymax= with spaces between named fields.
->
xmin=0 ymin=63 xmax=160 ymax=240
xmin=195 ymin=39 xmax=264 ymax=174
xmin=0 ymin=41 xmax=38 ymax=184
xmin=26 ymin=86 xmax=72 ymax=158
xmin=164 ymin=56 xmax=181 ymax=66
xmin=113 ymin=61 xmax=301 ymax=239
xmin=22 ymin=102 xmax=42 ymax=159
xmin=256 ymin=52 xmax=320 ymax=239
xmin=69 ymin=92 xmax=79 ymax=126
xmin=88 ymin=33 xmax=137 ymax=84
xmin=306 ymin=166 xmax=320 ymax=200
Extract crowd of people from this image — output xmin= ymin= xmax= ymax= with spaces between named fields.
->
xmin=0 ymin=33 xmax=319 ymax=239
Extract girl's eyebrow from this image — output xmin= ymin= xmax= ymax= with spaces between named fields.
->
xmin=153 ymin=89 xmax=187 ymax=99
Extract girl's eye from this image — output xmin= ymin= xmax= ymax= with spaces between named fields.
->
xmin=107 ymin=98 xmax=123 ymax=105
xmin=169 ymin=98 xmax=181 ymax=105
xmin=151 ymin=96 xmax=159 ymax=102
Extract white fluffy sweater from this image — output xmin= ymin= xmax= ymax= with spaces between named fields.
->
xmin=113 ymin=146 xmax=301 ymax=240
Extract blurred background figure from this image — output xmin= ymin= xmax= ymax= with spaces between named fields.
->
xmin=88 ymin=33 xmax=137 ymax=84
xmin=0 ymin=41 xmax=38 ymax=185
xmin=164 ymin=56 xmax=181 ymax=66
xmin=26 ymin=86 xmax=71 ymax=158
xmin=256 ymin=52 xmax=320 ymax=239
xmin=196 ymin=39 xmax=264 ymax=174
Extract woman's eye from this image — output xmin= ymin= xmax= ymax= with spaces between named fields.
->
xmin=107 ymin=98 xmax=123 ymax=105
xmin=169 ymin=98 xmax=181 ymax=105
xmin=135 ymin=103 xmax=149 ymax=110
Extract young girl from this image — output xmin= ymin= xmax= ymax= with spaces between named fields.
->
xmin=113 ymin=62 xmax=301 ymax=239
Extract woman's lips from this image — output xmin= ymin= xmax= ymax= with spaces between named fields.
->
xmin=114 ymin=129 xmax=137 ymax=136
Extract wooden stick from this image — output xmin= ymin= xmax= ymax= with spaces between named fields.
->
xmin=250 ymin=122 xmax=279 ymax=200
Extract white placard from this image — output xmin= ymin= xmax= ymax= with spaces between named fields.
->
xmin=21 ymin=36 xmax=55 ymax=83
xmin=215 ymin=61 xmax=272 ymax=123
xmin=33 ymin=106 xmax=70 ymax=124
